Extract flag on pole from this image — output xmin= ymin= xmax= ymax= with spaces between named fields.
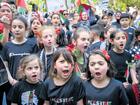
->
xmin=76 ymin=0 xmax=91 ymax=15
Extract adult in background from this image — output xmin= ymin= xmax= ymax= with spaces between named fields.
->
xmin=0 ymin=2 xmax=13 ymax=105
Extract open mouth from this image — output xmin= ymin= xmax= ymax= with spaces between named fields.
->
xmin=32 ymin=74 xmax=37 ymax=78
xmin=15 ymin=33 xmax=20 ymax=35
xmin=84 ymin=46 xmax=88 ymax=49
xmin=120 ymin=43 xmax=124 ymax=48
xmin=95 ymin=72 xmax=101 ymax=76
xmin=33 ymin=27 xmax=38 ymax=30
xmin=54 ymin=22 xmax=59 ymax=25
xmin=62 ymin=70 xmax=69 ymax=74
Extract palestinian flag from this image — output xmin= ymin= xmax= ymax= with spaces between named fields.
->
xmin=75 ymin=0 xmax=91 ymax=14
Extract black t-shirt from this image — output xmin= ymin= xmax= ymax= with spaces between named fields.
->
xmin=40 ymin=75 xmax=85 ymax=105
xmin=109 ymin=50 xmax=132 ymax=82
xmin=84 ymin=78 xmax=129 ymax=105
xmin=10 ymin=80 xmax=44 ymax=105
xmin=2 ymin=39 xmax=38 ymax=78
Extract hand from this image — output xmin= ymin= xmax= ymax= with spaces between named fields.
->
xmin=80 ymin=73 xmax=87 ymax=80
xmin=11 ymin=79 xmax=18 ymax=86
xmin=123 ymin=82 xmax=129 ymax=88
xmin=0 ymin=16 xmax=11 ymax=28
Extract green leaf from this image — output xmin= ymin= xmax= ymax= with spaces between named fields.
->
xmin=0 ymin=34 xmax=3 ymax=41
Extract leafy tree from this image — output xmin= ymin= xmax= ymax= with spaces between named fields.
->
xmin=109 ymin=0 xmax=140 ymax=11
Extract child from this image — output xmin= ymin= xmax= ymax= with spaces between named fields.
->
xmin=84 ymin=50 xmax=129 ymax=105
xmin=101 ymin=26 xmax=117 ymax=51
xmin=120 ymin=13 xmax=135 ymax=50
xmin=10 ymin=54 xmax=44 ymax=105
xmin=108 ymin=29 xmax=138 ymax=105
xmin=2 ymin=15 xmax=38 ymax=81
xmin=86 ymin=24 xmax=104 ymax=54
xmin=71 ymin=26 xmax=90 ymax=79
xmin=109 ymin=29 xmax=138 ymax=84
xmin=2 ymin=15 xmax=38 ymax=104
xmin=50 ymin=13 xmax=68 ymax=47
xmin=39 ymin=25 xmax=57 ymax=80
xmin=101 ymin=14 xmax=109 ymax=28
xmin=39 ymin=48 xmax=85 ymax=105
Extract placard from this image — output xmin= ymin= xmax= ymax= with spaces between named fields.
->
xmin=47 ymin=0 xmax=66 ymax=12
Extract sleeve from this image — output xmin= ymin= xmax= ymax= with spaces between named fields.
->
xmin=28 ymin=39 xmax=39 ymax=54
xmin=119 ymin=84 xmax=129 ymax=105
xmin=32 ymin=43 xmax=39 ymax=53
xmin=75 ymin=78 xmax=85 ymax=101
xmin=10 ymin=83 xmax=20 ymax=104
xmin=39 ymin=81 xmax=49 ymax=101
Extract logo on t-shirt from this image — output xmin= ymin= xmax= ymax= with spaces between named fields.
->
xmin=9 ymin=52 xmax=30 ymax=57
xmin=21 ymin=90 xmax=38 ymax=105
xmin=51 ymin=97 xmax=74 ymax=104
xmin=88 ymin=100 xmax=112 ymax=105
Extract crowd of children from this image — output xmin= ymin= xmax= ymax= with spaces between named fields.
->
xmin=0 ymin=0 xmax=140 ymax=105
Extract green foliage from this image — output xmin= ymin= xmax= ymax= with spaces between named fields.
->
xmin=122 ymin=0 xmax=136 ymax=7
xmin=109 ymin=0 xmax=140 ymax=11
xmin=108 ymin=0 xmax=126 ymax=11
xmin=71 ymin=0 xmax=75 ymax=3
